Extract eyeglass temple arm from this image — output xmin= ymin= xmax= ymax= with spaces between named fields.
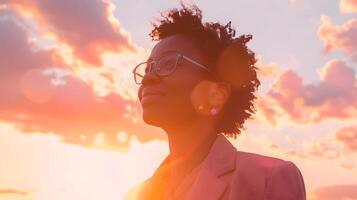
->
xmin=181 ymin=55 xmax=210 ymax=72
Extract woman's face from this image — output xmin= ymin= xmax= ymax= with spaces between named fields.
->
xmin=138 ymin=34 xmax=210 ymax=129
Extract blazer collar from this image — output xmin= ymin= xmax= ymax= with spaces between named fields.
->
xmin=186 ymin=133 xmax=237 ymax=200
xmin=141 ymin=134 xmax=237 ymax=200
xmin=201 ymin=133 xmax=237 ymax=176
xmin=155 ymin=133 xmax=237 ymax=176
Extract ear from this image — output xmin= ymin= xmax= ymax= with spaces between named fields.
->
xmin=209 ymin=82 xmax=231 ymax=107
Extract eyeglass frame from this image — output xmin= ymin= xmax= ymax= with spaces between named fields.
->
xmin=132 ymin=51 xmax=211 ymax=84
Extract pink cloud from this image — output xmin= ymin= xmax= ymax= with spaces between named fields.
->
xmin=4 ymin=70 xmax=161 ymax=145
xmin=335 ymin=125 xmax=357 ymax=152
xmin=304 ymin=139 xmax=340 ymax=159
xmin=259 ymin=59 xmax=356 ymax=124
xmin=309 ymin=185 xmax=357 ymax=200
xmin=318 ymin=15 xmax=357 ymax=60
xmin=4 ymin=0 xmax=136 ymax=66
xmin=0 ymin=10 xmax=162 ymax=146
xmin=0 ymin=10 xmax=57 ymax=103
xmin=268 ymin=142 xmax=307 ymax=159
xmin=268 ymin=137 xmax=340 ymax=160
xmin=340 ymin=0 xmax=357 ymax=13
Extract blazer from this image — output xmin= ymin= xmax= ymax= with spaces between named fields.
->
xmin=124 ymin=134 xmax=306 ymax=200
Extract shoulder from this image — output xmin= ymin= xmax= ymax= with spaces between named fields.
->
xmin=231 ymin=151 xmax=306 ymax=200
xmin=235 ymin=150 xmax=291 ymax=171
xmin=230 ymin=151 xmax=292 ymax=184
xmin=232 ymin=150 xmax=294 ymax=178
xmin=234 ymin=150 xmax=305 ymax=183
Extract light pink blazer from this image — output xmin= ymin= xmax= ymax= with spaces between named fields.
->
xmin=124 ymin=134 xmax=306 ymax=200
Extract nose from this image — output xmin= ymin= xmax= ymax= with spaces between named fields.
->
xmin=141 ymin=70 xmax=161 ymax=85
xmin=138 ymin=71 xmax=161 ymax=101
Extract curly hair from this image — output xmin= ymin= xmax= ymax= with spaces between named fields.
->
xmin=149 ymin=4 xmax=260 ymax=138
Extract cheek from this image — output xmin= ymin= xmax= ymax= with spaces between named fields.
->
xmin=166 ymin=86 xmax=192 ymax=106
xmin=164 ymin=73 xmax=204 ymax=109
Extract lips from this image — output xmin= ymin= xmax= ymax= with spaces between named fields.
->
xmin=142 ymin=89 xmax=166 ymax=97
xmin=140 ymin=89 xmax=166 ymax=106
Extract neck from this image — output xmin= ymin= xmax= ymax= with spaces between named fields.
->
xmin=163 ymin=117 xmax=218 ymax=168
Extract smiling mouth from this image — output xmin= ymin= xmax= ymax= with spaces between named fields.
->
xmin=141 ymin=93 xmax=165 ymax=106
xmin=142 ymin=91 xmax=166 ymax=97
xmin=143 ymin=93 xmax=164 ymax=98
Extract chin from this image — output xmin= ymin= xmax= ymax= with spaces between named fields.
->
xmin=142 ymin=107 xmax=166 ymax=127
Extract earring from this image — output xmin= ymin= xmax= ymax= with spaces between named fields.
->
xmin=210 ymin=107 xmax=217 ymax=116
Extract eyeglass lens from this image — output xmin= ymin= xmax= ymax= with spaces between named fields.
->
xmin=134 ymin=53 xmax=179 ymax=84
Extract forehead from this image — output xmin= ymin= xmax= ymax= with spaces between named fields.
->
xmin=149 ymin=34 xmax=204 ymax=61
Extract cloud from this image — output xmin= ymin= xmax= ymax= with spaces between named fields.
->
xmin=340 ymin=0 xmax=357 ymax=13
xmin=263 ymin=124 xmax=356 ymax=161
xmin=267 ymin=142 xmax=307 ymax=159
xmin=303 ymin=139 xmax=340 ymax=159
xmin=308 ymin=185 xmax=357 ymax=200
xmin=0 ymin=10 xmax=162 ymax=146
xmin=0 ymin=189 xmax=29 ymax=196
xmin=256 ymin=57 xmax=282 ymax=80
xmin=318 ymin=15 xmax=357 ymax=60
xmin=335 ymin=125 xmax=357 ymax=152
xmin=0 ymin=10 xmax=57 ymax=104
xmin=265 ymin=135 xmax=341 ymax=160
xmin=1 ymin=68 xmax=162 ymax=146
xmin=4 ymin=0 xmax=136 ymax=66
xmin=259 ymin=59 xmax=357 ymax=124
xmin=340 ymin=163 xmax=355 ymax=170
xmin=256 ymin=96 xmax=280 ymax=125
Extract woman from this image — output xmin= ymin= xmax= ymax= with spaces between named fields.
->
xmin=124 ymin=4 xmax=306 ymax=200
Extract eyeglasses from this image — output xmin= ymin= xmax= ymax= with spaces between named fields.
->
xmin=132 ymin=51 xmax=210 ymax=84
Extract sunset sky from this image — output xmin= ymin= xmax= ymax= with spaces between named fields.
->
xmin=0 ymin=0 xmax=356 ymax=199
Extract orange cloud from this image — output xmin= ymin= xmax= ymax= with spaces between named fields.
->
xmin=340 ymin=163 xmax=355 ymax=170
xmin=0 ymin=189 xmax=28 ymax=196
xmin=0 ymin=10 xmax=163 ymax=146
xmin=335 ymin=125 xmax=357 ymax=152
xmin=5 ymin=0 xmax=136 ymax=66
xmin=308 ymin=185 xmax=357 ymax=200
xmin=259 ymin=59 xmax=357 ymax=124
xmin=256 ymin=97 xmax=280 ymax=125
xmin=318 ymin=15 xmax=357 ymax=60
xmin=256 ymin=58 xmax=282 ymax=80
xmin=340 ymin=0 xmax=357 ymax=13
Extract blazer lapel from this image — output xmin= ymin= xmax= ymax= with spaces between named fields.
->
xmin=186 ymin=167 xmax=227 ymax=200
xmin=186 ymin=134 xmax=237 ymax=200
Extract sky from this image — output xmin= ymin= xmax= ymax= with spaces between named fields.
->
xmin=0 ymin=0 xmax=356 ymax=199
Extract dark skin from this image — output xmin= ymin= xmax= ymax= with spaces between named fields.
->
xmin=138 ymin=34 xmax=231 ymax=192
